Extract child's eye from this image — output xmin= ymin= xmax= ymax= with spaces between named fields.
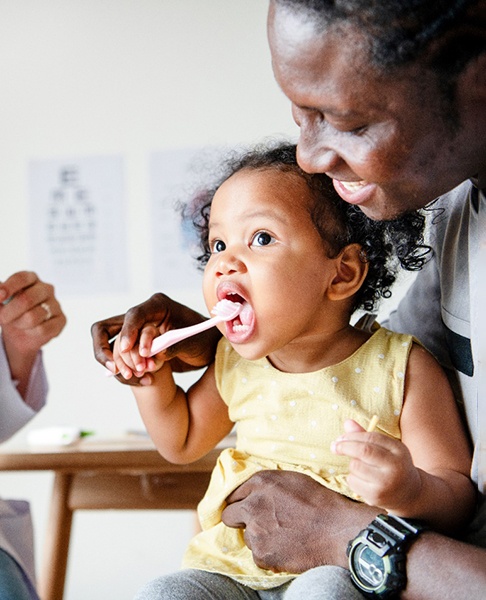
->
xmin=251 ymin=231 xmax=275 ymax=247
xmin=210 ymin=239 xmax=226 ymax=253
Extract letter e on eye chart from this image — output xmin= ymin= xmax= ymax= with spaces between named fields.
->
xmin=28 ymin=155 xmax=129 ymax=295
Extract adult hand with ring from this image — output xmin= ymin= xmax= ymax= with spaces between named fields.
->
xmin=40 ymin=302 xmax=53 ymax=322
xmin=0 ymin=272 xmax=67 ymax=390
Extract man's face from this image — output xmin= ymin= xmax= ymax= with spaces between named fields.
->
xmin=267 ymin=2 xmax=473 ymax=219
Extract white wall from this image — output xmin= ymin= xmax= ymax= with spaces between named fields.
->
xmin=0 ymin=2 xmax=297 ymax=598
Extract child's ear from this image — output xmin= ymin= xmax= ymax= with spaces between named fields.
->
xmin=327 ymin=243 xmax=368 ymax=301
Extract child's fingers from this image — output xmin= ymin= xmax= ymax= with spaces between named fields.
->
xmin=331 ymin=431 xmax=399 ymax=468
xmin=333 ymin=428 xmax=404 ymax=451
xmin=335 ymin=437 xmax=400 ymax=506
xmin=330 ymin=434 xmax=388 ymax=502
xmin=138 ymin=324 xmax=161 ymax=357
xmin=128 ymin=354 xmax=150 ymax=377
xmin=333 ymin=432 xmax=416 ymax=478
xmin=346 ymin=471 xmax=384 ymax=502
xmin=343 ymin=419 xmax=366 ymax=433
xmin=112 ymin=355 xmax=135 ymax=380
xmin=332 ymin=432 xmax=419 ymax=507
xmin=120 ymin=353 xmax=163 ymax=380
xmin=113 ymin=350 xmax=138 ymax=379
xmin=347 ymin=454 xmax=421 ymax=511
xmin=124 ymin=344 xmax=152 ymax=375
xmin=113 ymin=337 xmax=142 ymax=379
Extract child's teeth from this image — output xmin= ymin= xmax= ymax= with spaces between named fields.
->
xmin=233 ymin=324 xmax=250 ymax=332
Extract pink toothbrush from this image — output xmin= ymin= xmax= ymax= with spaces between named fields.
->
xmin=148 ymin=299 xmax=242 ymax=356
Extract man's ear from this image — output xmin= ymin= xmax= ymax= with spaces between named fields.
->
xmin=327 ymin=243 xmax=368 ymax=302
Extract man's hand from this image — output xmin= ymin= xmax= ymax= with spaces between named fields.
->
xmin=221 ymin=470 xmax=377 ymax=574
xmin=91 ymin=293 xmax=221 ymax=384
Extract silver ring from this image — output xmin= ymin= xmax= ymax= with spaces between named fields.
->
xmin=40 ymin=302 xmax=52 ymax=321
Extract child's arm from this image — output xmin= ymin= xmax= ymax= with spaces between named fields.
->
xmin=113 ymin=336 xmax=233 ymax=464
xmin=332 ymin=343 xmax=476 ymax=534
xmin=133 ymin=361 xmax=233 ymax=464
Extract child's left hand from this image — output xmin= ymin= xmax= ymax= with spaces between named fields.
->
xmin=331 ymin=419 xmax=422 ymax=514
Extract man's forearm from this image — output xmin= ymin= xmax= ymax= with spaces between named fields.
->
xmin=403 ymin=531 xmax=486 ymax=600
xmin=222 ymin=470 xmax=486 ymax=597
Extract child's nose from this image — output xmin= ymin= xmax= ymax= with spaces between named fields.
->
xmin=215 ymin=251 xmax=246 ymax=277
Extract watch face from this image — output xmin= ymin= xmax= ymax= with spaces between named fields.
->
xmin=354 ymin=544 xmax=386 ymax=588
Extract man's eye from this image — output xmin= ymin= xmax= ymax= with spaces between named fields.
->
xmin=348 ymin=125 xmax=368 ymax=135
xmin=251 ymin=231 xmax=275 ymax=247
xmin=211 ymin=239 xmax=226 ymax=253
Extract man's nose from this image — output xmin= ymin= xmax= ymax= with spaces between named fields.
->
xmin=292 ymin=105 xmax=342 ymax=174
xmin=297 ymin=141 xmax=342 ymax=174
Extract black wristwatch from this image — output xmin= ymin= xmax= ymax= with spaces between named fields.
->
xmin=346 ymin=514 xmax=423 ymax=598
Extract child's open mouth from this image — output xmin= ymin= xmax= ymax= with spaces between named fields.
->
xmin=222 ymin=292 xmax=254 ymax=337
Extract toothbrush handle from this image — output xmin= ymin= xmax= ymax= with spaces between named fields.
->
xmin=149 ymin=315 xmax=223 ymax=356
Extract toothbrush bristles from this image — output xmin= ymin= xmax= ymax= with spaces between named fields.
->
xmin=212 ymin=299 xmax=242 ymax=320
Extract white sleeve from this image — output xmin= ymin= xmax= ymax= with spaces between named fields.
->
xmin=0 ymin=335 xmax=48 ymax=443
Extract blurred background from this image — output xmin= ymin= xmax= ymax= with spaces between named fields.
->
xmin=0 ymin=2 xmax=413 ymax=598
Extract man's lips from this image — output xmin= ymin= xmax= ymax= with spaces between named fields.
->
xmin=332 ymin=178 xmax=375 ymax=205
xmin=339 ymin=180 xmax=369 ymax=192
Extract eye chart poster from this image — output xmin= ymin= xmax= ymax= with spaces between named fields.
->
xmin=150 ymin=147 xmax=222 ymax=293
xmin=29 ymin=155 xmax=128 ymax=295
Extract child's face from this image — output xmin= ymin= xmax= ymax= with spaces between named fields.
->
xmin=202 ymin=168 xmax=343 ymax=362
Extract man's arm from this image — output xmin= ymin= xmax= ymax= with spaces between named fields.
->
xmin=221 ymin=470 xmax=486 ymax=599
xmin=403 ymin=530 xmax=486 ymax=600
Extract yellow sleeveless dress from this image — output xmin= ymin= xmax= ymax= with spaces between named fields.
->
xmin=182 ymin=326 xmax=414 ymax=589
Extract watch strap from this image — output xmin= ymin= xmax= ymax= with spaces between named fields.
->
xmin=369 ymin=514 xmax=423 ymax=557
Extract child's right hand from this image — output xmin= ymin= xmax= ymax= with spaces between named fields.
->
xmin=92 ymin=292 xmax=221 ymax=382
xmin=112 ymin=323 xmax=165 ymax=382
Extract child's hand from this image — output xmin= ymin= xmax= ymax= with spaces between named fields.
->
xmin=112 ymin=324 xmax=165 ymax=381
xmin=331 ymin=419 xmax=422 ymax=514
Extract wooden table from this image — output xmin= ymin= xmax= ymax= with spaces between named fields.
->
xmin=0 ymin=435 xmax=227 ymax=600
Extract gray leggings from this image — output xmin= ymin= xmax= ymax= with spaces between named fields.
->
xmin=134 ymin=566 xmax=365 ymax=600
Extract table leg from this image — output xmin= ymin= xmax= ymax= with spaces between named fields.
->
xmin=38 ymin=473 xmax=73 ymax=600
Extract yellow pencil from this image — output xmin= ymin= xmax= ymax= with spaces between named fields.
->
xmin=367 ymin=415 xmax=379 ymax=432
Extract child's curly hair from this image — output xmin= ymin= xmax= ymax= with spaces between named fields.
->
xmin=182 ymin=141 xmax=431 ymax=314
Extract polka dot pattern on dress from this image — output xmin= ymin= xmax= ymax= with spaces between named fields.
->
xmin=189 ymin=328 xmax=413 ymax=585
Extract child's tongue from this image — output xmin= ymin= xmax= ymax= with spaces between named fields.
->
xmin=238 ymin=302 xmax=253 ymax=326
